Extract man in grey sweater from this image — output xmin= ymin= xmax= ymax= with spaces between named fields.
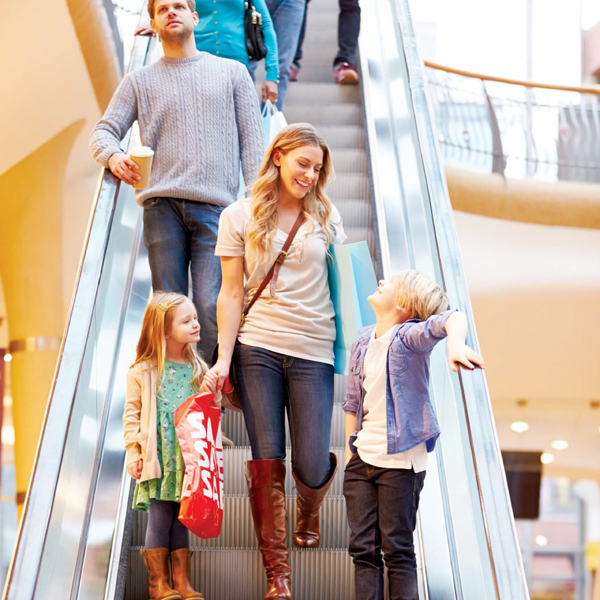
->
xmin=90 ymin=0 xmax=263 ymax=362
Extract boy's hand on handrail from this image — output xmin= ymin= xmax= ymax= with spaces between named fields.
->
xmin=447 ymin=341 xmax=485 ymax=372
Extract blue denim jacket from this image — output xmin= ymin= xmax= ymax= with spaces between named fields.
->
xmin=342 ymin=310 xmax=456 ymax=455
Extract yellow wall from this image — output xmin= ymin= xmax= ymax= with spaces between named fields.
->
xmin=0 ymin=0 xmax=117 ymax=508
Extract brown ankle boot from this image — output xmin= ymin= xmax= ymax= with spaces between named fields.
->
xmin=292 ymin=453 xmax=338 ymax=548
xmin=246 ymin=459 xmax=292 ymax=600
xmin=143 ymin=548 xmax=182 ymax=600
xmin=171 ymin=549 xmax=203 ymax=600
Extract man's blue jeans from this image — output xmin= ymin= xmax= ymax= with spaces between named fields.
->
xmin=142 ymin=198 xmax=222 ymax=362
xmin=250 ymin=0 xmax=306 ymax=110
xmin=232 ymin=344 xmax=334 ymax=488
xmin=344 ymin=454 xmax=426 ymax=600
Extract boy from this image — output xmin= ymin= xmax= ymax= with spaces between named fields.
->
xmin=342 ymin=270 xmax=485 ymax=600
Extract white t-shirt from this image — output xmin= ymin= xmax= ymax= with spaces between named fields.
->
xmin=215 ymin=199 xmax=347 ymax=364
xmin=355 ymin=325 xmax=428 ymax=471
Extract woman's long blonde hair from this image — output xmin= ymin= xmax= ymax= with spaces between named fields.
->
xmin=132 ymin=292 xmax=208 ymax=390
xmin=247 ymin=123 xmax=336 ymax=261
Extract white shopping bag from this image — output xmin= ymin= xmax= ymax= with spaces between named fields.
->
xmin=262 ymin=100 xmax=288 ymax=147
xmin=237 ymin=101 xmax=287 ymax=199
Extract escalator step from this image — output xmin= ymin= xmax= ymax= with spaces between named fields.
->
xmin=126 ymin=547 xmax=357 ymax=600
xmin=131 ymin=495 xmax=350 ymax=549
xmin=285 ymin=104 xmax=363 ymax=127
xmin=327 ymin=172 xmax=369 ymax=199
xmin=333 ymin=199 xmax=372 ymax=228
xmin=285 ymin=83 xmax=360 ymax=106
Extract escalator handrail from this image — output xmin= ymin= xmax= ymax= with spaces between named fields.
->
xmin=393 ymin=1 xmax=530 ymax=598
xmin=2 ymin=22 xmax=152 ymax=600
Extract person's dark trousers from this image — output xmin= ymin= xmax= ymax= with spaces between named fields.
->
xmin=142 ymin=197 xmax=223 ymax=363
xmin=145 ymin=499 xmax=190 ymax=550
xmin=292 ymin=0 xmax=311 ymax=69
xmin=232 ymin=344 xmax=334 ymax=488
xmin=333 ymin=0 xmax=361 ymax=67
xmin=343 ymin=454 xmax=426 ymax=600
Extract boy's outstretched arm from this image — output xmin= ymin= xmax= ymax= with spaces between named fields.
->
xmin=445 ymin=312 xmax=486 ymax=372
xmin=345 ymin=414 xmax=357 ymax=466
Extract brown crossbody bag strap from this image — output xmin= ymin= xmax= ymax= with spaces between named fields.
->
xmin=240 ymin=211 xmax=305 ymax=326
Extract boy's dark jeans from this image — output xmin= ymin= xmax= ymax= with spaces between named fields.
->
xmin=343 ymin=454 xmax=426 ymax=600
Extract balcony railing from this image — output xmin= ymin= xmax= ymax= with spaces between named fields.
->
xmin=424 ymin=61 xmax=600 ymax=184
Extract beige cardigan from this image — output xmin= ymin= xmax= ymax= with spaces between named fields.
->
xmin=123 ymin=359 xmax=219 ymax=482
xmin=123 ymin=360 xmax=162 ymax=482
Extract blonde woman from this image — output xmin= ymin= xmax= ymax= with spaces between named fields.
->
xmin=124 ymin=292 xmax=219 ymax=600
xmin=208 ymin=124 xmax=345 ymax=600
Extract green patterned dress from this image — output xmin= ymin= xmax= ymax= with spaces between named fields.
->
xmin=133 ymin=361 xmax=195 ymax=511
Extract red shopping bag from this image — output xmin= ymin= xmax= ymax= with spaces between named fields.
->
xmin=174 ymin=392 xmax=224 ymax=539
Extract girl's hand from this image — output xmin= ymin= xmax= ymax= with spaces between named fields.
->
xmin=200 ymin=370 xmax=219 ymax=394
xmin=448 ymin=342 xmax=485 ymax=372
xmin=206 ymin=359 xmax=231 ymax=394
xmin=128 ymin=459 xmax=143 ymax=480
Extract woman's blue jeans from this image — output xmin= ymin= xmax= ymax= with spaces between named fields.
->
xmin=232 ymin=344 xmax=334 ymax=488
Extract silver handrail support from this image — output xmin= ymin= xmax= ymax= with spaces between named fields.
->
xmin=2 ymin=7 xmax=153 ymax=600
xmin=359 ymin=0 xmax=529 ymax=598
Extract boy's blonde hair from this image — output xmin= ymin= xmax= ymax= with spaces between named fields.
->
xmin=132 ymin=292 xmax=208 ymax=390
xmin=392 ymin=270 xmax=449 ymax=321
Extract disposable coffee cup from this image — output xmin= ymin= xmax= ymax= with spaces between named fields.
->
xmin=129 ymin=146 xmax=154 ymax=189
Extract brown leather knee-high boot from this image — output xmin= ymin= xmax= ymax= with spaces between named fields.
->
xmin=292 ymin=452 xmax=338 ymax=548
xmin=143 ymin=547 xmax=182 ymax=600
xmin=245 ymin=459 xmax=292 ymax=600
xmin=170 ymin=549 xmax=203 ymax=600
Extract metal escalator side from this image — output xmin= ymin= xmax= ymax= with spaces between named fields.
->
xmin=358 ymin=0 xmax=529 ymax=598
xmin=2 ymin=28 xmax=155 ymax=600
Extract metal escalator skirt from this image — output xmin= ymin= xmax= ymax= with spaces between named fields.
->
xmin=358 ymin=0 xmax=529 ymax=599
xmin=2 ymin=27 xmax=154 ymax=600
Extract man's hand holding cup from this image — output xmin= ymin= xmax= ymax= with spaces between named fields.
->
xmin=108 ymin=152 xmax=142 ymax=186
xmin=108 ymin=146 xmax=154 ymax=189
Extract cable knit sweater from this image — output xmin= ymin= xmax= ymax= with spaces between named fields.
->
xmin=89 ymin=52 xmax=264 ymax=206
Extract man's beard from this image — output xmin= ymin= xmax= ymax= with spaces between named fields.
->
xmin=156 ymin=21 xmax=193 ymax=44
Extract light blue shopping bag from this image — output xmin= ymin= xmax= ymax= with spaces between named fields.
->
xmin=328 ymin=242 xmax=378 ymax=375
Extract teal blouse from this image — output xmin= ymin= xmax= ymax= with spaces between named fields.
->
xmin=194 ymin=0 xmax=279 ymax=82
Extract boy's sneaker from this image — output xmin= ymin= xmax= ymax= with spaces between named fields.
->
xmin=289 ymin=63 xmax=300 ymax=82
xmin=333 ymin=62 xmax=359 ymax=85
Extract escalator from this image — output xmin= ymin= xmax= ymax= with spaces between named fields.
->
xmin=2 ymin=1 xmax=529 ymax=599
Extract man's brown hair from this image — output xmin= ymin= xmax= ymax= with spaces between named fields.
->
xmin=148 ymin=0 xmax=196 ymax=18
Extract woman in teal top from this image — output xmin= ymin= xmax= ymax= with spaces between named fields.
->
xmin=194 ymin=0 xmax=279 ymax=104
xmin=136 ymin=0 xmax=279 ymax=103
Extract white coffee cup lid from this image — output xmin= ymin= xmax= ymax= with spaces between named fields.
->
xmin=130 ymin=146 xmax=154 ymax=157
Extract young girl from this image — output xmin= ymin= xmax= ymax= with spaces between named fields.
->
xmin=124 ymin=292 xmax=218 ymax=600
xmin=343 ymin=271 xmax=485 ymax=600
xmin=206 ymin=123 xmax=345 ymax=600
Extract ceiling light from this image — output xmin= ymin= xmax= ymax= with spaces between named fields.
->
xmin=551 ymin=440 xmax=569 ymax=451
xmin=541 ymin=453 xmax=555 ymax=464
xmin=510 ymin=421 xmax=529 ymax=433
xmin=3 ymin=353 xmax=11 ymax=363
xmin=535 ymin=535 xmax=548 ymax=546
